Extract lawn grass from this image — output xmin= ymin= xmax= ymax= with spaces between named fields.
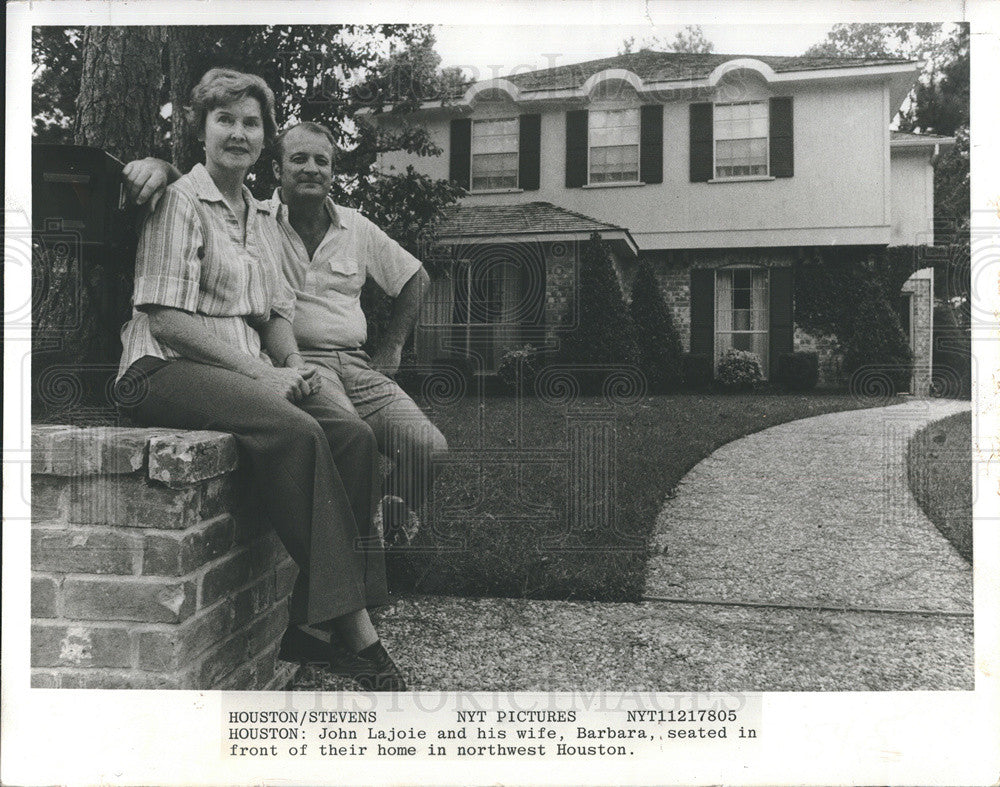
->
xmin=387 ymin=390 xmax=902 ymax=602
xmin=906 ymin=411 xmax=972 ymax=563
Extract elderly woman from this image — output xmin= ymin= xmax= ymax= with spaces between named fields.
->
xmin=115 ymin=68 xmax=405 ymax=691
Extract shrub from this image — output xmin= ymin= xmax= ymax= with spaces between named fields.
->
xmin=555 ymin=232 xmax=637 ymax=390
xmin=628 ymin=260 xmax=684 ymax=392
xmin=793 ymin=248 xmax=925 ymax=394
xmin=776 ymin=351 xmax=819 ymax=391
xmin=497 ymin=344 xmax=542 ymax=393
xmin=717 ymin=349 xmax=764 ymax=390
xmin=841 ymin=284 xmax=913 ymax=393
xmin=682 ymin=353 xmax=713 ymax=389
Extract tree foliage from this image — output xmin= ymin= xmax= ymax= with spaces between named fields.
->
xmin=840 ymin=284 xmax=913 ymax=390
xmin=804 ymin=22 xmax=941 ymax=59
xmin=620 ymin=25 xmax=714 ymax=55
xmin=31 ymin=28 xmax=83 ymax=143
xmin=556 ymin=233 xmax=637 ymax=374
xmin=794 ymin=248 xmax=914 ymax=389
xmin=32 ymin=25 xmax=463 ymax=203
xmin=669 ymin=26 xmax=715 ymax=54
xmin=628 ymin=260 xmax=684 ymax=391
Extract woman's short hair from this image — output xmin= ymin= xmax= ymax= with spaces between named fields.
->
xmin=188 ymin=68 xmax=278 ymax=143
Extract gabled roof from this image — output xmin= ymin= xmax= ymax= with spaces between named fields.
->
xmin=503 ymin=50 xmax=915 ymax=94
xmin=436 ymin=202 xmax=639 ymax=255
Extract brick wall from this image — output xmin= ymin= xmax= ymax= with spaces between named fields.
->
xmin=543 ymin=241 xmax=577 ymax=333
xmin=651 ymin=260 xmax=692 ymax=352
xmin=31 ymin=426 xmax=297 ymax=690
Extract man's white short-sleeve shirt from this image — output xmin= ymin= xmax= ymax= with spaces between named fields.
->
xmin=268 ymin=190 xmax=422 ymax=350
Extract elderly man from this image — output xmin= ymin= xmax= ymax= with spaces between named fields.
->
xmin=124 ymin=122 xmax=447 ymax=544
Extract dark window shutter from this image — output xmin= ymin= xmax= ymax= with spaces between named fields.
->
xmin=768 ymin=266 xmax=794 ymax=379
xmin=689 ymin=103 xmax=713 ymax=182
xmin=565 ymin=110 xmax=588 ymax=188
xmin=449 ymin=118 xmax=471 ymax=190
xmin=639 ymin=104 xmax=663 ymax=184
xmin=519 ymin=114 xmax=541 ymax=191
xmin=689 ymin=268 xmax=715 ymax=357
xmin=769 ymin=97 xmax=793 ymax=178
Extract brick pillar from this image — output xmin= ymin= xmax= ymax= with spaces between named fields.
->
xmin=31 ymin=426 xmax=297 ymax=690
xmin=901 ymin=268 xmax=934 ymax=397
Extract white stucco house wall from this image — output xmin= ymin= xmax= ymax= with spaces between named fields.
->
xmin=373 ymin=50 xmax=953 ymax=389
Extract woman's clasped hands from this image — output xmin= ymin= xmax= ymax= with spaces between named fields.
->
xmin=251 ymin=363 xmax=322 ymax=402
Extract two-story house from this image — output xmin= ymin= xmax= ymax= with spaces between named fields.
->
xmin=375 ymin=51 xmax=953 ymax=389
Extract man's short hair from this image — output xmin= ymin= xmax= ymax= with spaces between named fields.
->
xmin=188 ymin=68 xmax=278 ymax=144
xmin=273 ymin=122 xmax=338 ymax=166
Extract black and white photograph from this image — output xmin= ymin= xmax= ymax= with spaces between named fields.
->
xmin=3 ymin=1 xmax=999 ymax=785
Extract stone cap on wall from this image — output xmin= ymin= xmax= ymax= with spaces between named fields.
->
xmin=32 ymin=426 xmax=238 ymax=487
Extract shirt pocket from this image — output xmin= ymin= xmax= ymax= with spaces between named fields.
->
xmin=328 ymin=253 xmax=359 ymax=278
xmin=321 ymin=254 xmax=362 ymax=296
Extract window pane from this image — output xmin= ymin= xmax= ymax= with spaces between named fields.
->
xmin=590 ymin=121 xmax=639 ymax=147
xmin=473 ymin=118 xmax=518 ymax=150
xmin=472 ymin=151 xmax=518 ymax=190
xmin=716 ymin=267 xmax=770 ymax=377
xmin=714 ymin=101 xmax=769 ymax=177
xmin=590 ymin=143 xmax=638 ymax=182
xmin=472 ymin=119 xmax=518 ymax=189
xmin=475 ymin=132 xmax=517 ymax=154
xmin=473 ymin=152 xmax=517 ymax=174
xmin=589 ymin=108 xmax=640 ymax=182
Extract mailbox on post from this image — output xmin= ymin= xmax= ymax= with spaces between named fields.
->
xmin=32 ymin=143 xmax=133 ymax=251
xmin=32 ymin=143 xmax=139 ymax=419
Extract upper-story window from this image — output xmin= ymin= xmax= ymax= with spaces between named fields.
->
xmin=471 ymin=118 xmax=519 ymax=190
xmin=589 ymin=108 xmax=640 ymax=183
xmin=714 ymin=101 xmax=769 ymax=178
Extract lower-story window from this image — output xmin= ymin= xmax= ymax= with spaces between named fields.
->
xmin=715 ymin=267 xmax=769 ymax=376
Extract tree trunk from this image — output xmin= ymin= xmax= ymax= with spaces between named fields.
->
xmin=73 ymin=26 xmax=163 ymax=160
xmin=168 ymin=27 xmax=213 ymax=172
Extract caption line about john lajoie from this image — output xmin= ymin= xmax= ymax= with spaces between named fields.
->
xmin=224 ymin=705 xmax=761 ymax=760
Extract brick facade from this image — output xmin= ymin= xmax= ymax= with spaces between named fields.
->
xmin=543 ymin=240 xmax=577 ymax=332
xmin=31 ymin=426 xmax=296 ymax=690
xmin=901 ymin=269 xmax=934 ymax=396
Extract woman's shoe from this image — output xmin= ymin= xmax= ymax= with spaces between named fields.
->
xmin=281 ymin=628 xmax=407 ymax=691
xmin=278 ymin=626 xmax=334 ymax=667
xmin=336 ymin=640 xmax=408 ymax=692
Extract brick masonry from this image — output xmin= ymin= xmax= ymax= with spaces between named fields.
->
xmin=901 ymin=271 xmax=934 ymax=396
xmin=543 ymin=240 xmax=577 ymax=336
xmin=30 ymin=426 xmax=297 ymax=690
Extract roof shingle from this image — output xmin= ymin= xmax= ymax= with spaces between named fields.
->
xmin=436 ymin=202 xmax=628 ymax=238
xmin=498 ymin=50 xmax=916 ymax=94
